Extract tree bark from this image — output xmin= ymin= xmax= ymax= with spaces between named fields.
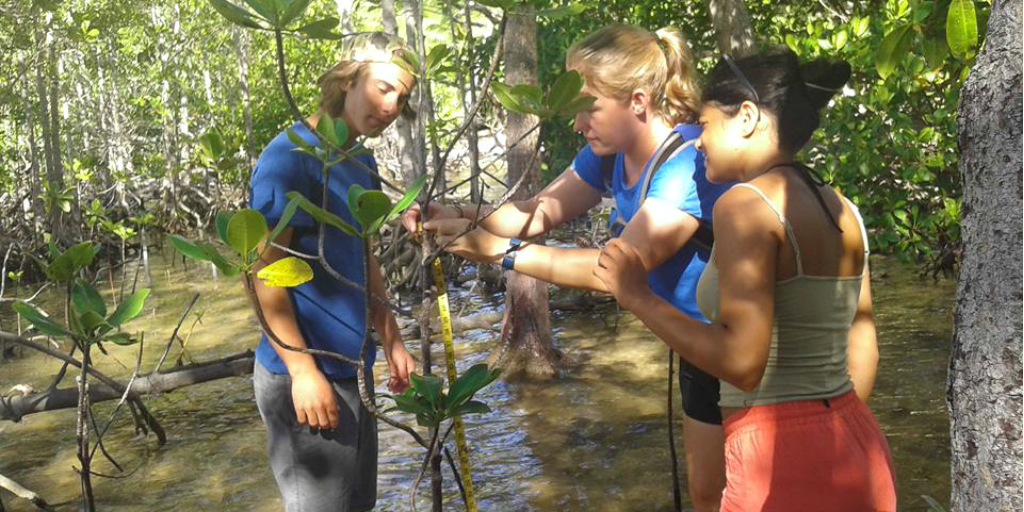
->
xmin=22 ymin=62 xmax=45 ymax=245
xmin=949 ymin=1 xmax=1023 ymax=511
xmin=706 ymin=0 xmax=757 ymax=57
xmin=235 ymin=28 xmax=256 ymax=169
xmin=381 ymin=0 xmax=420 ymax=187
xmin=495 ymin=7 xmax=561 ymax=378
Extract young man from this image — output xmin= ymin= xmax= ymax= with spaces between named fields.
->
xmin=249 ymin=33 xmax=416 ymax=512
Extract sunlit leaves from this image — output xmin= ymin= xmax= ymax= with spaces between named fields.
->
xmin=226 ymin=209 xmax=268 ymax=261
xmin=296 ymin=17 xmax=342 ymax=40
xmin=384 ymin=364 xmax=501 ymax=428
xmin=875 ymin=24 xmax=915 ymax=79
xmin=13 ymin=302 xmax=73 ymax=337
xmin=491 ymin=70 xmax=592 ymax=119
xmin=945 ymin=0 xmax=978 ymax=60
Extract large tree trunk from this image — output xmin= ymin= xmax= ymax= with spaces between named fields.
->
xmin=495 ymin=8 xmax=561 ymax=378
xmin=949 ymin=1 xmax=1023 ymax=511
xmin=706 ymin=0 xmax=756 ymax=57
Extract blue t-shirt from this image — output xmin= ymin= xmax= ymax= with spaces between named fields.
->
xmin=250 ymin=122 xmax=379 ymax=380
xmin=572 ymin=124 xmax=731 ymax=321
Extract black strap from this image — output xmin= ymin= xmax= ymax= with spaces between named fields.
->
xmin=600 ymin=154 xmax=616 ymax=196
xmin=766 ymin=162 xmax=843 ymax=233
xmin=604 ymin=133 xmax=715 ymax=251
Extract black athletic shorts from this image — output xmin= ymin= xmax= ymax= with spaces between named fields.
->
xmin=677 ymin=357 xmax=723 ymax=425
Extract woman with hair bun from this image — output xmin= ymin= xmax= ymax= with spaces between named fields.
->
xmin=404 ymin=24 xmax=732 ymax=511
xmin=595 ymin=48 xmax=897 ymax=511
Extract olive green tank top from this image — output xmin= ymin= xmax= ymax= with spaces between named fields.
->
xmin=696 ymin=183 xmax=869 ymax=408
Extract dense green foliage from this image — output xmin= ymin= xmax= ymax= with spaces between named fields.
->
xmin=538 ymin=0 xmax=987 ymax=263
xmin=0 ymin=0 xmax=981 ymax=280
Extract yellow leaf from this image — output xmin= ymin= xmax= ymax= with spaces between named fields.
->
xmin=257 ymin=257 xmax=314 ymax=287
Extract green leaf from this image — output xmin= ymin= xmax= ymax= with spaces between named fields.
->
xmin=107 ymin=289 xmax=150 ymax=327
xmin=385 ymin=175 xmax=427 ymax=224
xmin=546 ymin=70 xmax=584 ymax=111
xmin=168 ymin=235 xmax=211 ymax=262
xmin=227 ymin=209 xmax=269 ymax=258
xmin=316 ymin=113 xmax=340 ymax=146
xmin=512 ymin=84 xmax=544 ymax=107
xmin=104 ymin=332 xmax=137 ymax=346
xmin=333 ymin=118 xmax=350 ymax=148
xmin=921 ymin=36 xmax=949 ymax=70
xmin=215 ymin=211 xmax=232 ymax=245
xmin=286 ymin=127 xmax=313 ymax=150
xmin=199 ymin=130 xmax=225 ymax=161
xmin=256 ymin=257 xmax=314 ymax=287
xmin=490 ymin=82 xmax=527 ymax=113
xmin=13 ymin=302 xmax=72 ymax=337
xmin=286 ymin=191 xmax=362 ymax=237
xmin=208 ymin=0 xmax=263 ymax=29
xmin=537 ymin=4 xmax=587 ymax=20
xmin=558 ymin=96 xmax=597 ymax=118
xmin=390 ymin=389 xmax=435 ymax=417
xmin=921 ymin=495 xmax=947 ymax=512
xmin=197 ymin=242 xmax=242 ymax=276
xmin=296 ymin=17 xmax=341 ymax=40
xmin=347 ymin=185 xmax=392 ymax=232
xmin=279 ymin=0 xmax=311 ymax=27
xmin=851 ymin=16 xmax=870 ymax=37
xmin=46 ymin=242 xmax=99 ymax=282
xmin=72 ymin=279 xmax=107 ymax=317
xmin=266 ymin=197 xmax=301 ymax=246
xmin=78 ymin=310 xmax=108 ymax=334
xmin=445 ymin=364 xmax=499 ymax=413
xmin=425 ymin=45 xmax=451 ymax=73
xmin=415 ymin=413 xmax=438 ymax=428
xmin=451 ymin=400 xmax=491 ymax=417
xmin=409 ymin=373 xmax=444 ymax=407
xmin=242 ymin=0 xmax=278 ymax=24
xmin=874 ymin=24 xmax=915 ymax=79
xmin=946 ymin=0 xmax=978 ymax=59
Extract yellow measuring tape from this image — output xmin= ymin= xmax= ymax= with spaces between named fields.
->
xmin=432 ymin=257 xmax=478 ymax=512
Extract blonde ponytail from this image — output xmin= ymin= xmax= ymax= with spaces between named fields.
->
xmin=566 ymin=24 xmax=700 ymax=126
xmin=655 ymin=27 xmax=701 ymax=125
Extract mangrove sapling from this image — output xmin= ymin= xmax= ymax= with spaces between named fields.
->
xmin=12 ymin=241 xmax=154 ymax=511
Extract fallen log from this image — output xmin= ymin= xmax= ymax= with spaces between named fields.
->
xmin=0 ymin=351 xmax=254 ymax=421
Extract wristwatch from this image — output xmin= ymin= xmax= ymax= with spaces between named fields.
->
xmin=501 ymin=238 xmax=523 ymax=270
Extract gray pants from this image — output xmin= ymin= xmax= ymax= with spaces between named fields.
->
xmin=254 ymin=362 xmax=378 ymax=512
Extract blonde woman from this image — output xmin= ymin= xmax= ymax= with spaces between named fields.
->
xmin=250 ymin=33 xmax=416 ymax=512
xmin=404 ymin=25 xmax=731 ymax=511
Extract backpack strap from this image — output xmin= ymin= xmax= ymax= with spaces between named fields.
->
xmin=600 ymin=154 xmax=617 ymax=197
xmin=639 ymin=136 xmax=715 ymax=252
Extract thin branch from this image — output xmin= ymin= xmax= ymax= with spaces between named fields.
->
xmin=0 ymin=473 xmax=56 ymax=512
xmin=153 ymin=293 xmax=200 ymax=374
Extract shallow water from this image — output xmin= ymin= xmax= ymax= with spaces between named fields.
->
xmin=0 ymin=246 xmax=953 ymax=511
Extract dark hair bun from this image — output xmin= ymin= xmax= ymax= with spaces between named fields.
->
xmin=800 ymin=59 xmax=852 ymax=110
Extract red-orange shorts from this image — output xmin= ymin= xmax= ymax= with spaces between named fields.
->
xmin=720 ymin=390 xmax=897 ymax=512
